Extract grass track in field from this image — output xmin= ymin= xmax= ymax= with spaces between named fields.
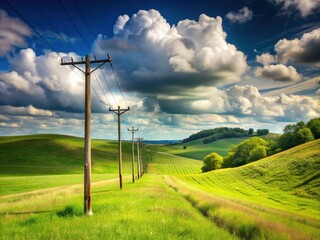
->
xmin=165 ymin=175 xmax=320 ymax=240
xmin=0 ymin=174 xmax=118 ymax=196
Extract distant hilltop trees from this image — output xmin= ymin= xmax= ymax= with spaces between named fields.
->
xmin=201 ymin=117 xmax=320 ymax=172
xmin=182 ymin=127 xmax=269 ymax=144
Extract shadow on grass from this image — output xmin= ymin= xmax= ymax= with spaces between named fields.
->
xmin=56 ymin=205 xmax=82 ymax=218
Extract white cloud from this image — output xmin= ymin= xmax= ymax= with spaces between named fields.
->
xmin=113 ymin=14 xmax=129 ymax=34
xmin=275 ymin=28 xmax=320 ymax=65
xmin=149 ymin=85 xmax=319 ymax=122
xmin=0 ymin=10 xmax=31 ymax=56
xmin=274 ymin=0 xmax=320 ymax=17
xmin=256 ymin=53 xmax=277 ymax=66
xmin=0 ymin=48 xmax=107 ymax=113
xmin=96 ymin=9 xmax=248 ymax=94
xmin=0 ymin=105 xmax=55 ymax=117
xmin=225 ymin=7 xmax=253 ymax=23
xmin=255 ymin=64 xmax=301 ymax=82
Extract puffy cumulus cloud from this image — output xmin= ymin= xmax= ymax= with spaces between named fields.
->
xmin=256 ymin=53 xmax=277 ymax=66
xmin=0 ymin=105 xmax=55 ymax=116
xmin=0 ymin=9 xmax=31 ymax=56
xmin=225 ymin=7 xmax=253 ymax=23
xmin=255 ymin=64 xmax=301 ymax=82
xmin=96 ymin=9 xmax=247 ymax=94
xmin=273 ymin=0 xmax=320 ymax=17
xmin=0 ymin=48 xmax=107 ymax=113
xmin=275 ymin=28 xmax=320 ymax=65
xmin=143 ymin=85 xmax=319 ymax=122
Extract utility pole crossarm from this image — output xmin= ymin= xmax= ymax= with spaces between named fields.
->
xmin=61 ymin=56 xmax=111 ymax=74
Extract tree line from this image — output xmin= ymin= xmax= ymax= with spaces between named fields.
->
xmin=202 ymin=117 xmax=320 ymax=173
xmin=182 ymin=127 xmax=269 ymax=144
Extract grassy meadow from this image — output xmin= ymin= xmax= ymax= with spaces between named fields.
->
xmin=0 ymin=175 xmax=236 ymax=240
xmin=0 ymin=134 xmax=319 ymax=239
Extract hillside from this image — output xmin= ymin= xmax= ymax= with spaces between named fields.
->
xmin=0 ymin=134 xmax=133 ymax=176
xmin=178 ymin=138 xmax=320 ymax=201
xmin=164 ymin=139 xmax=320 ymax=239
xmin=155 ymin=137 xmax=250 ymax=159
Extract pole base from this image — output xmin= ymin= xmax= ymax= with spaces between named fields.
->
xmin=86 ymin=210 xmax=93 ymax=216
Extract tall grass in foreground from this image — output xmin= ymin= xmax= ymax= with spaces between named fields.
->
xmin=0 ymin=175 xmax=236 ymax=240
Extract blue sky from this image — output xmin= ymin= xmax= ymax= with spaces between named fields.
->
xmin=0 ymin=0 xmax=319 ymax=140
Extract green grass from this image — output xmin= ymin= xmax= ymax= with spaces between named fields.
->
xmin=166 ymin=139 xmax=320 ymax=239
xmin=1 ymin=134 xmax=319 ymax=239
xmin=155 ymin=137 xmax=250 ymax=160
xmin=0 ymin=174 xmax=118 ymax=196
xmin=0 ymin=134 xmax=133 ymax=176
xmin=147 ymin=152 xmax=202 ymax=175
xmin=0 ymin=174 xmax=236 ymax=240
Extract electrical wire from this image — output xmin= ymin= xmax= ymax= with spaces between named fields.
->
xmin=70 ymin=0 xmax=135 ymax=138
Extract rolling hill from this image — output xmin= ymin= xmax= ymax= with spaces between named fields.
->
xmin=164 ymin=139 xmax=320 ymax=239
xmin=0 ymin=134 xmax=133 ymax=176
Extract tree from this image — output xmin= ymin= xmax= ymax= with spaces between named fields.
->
xmin=294 ymin=127 xmax=314 ymax=145
xmin=249 ymin=146 xmax=267 ymax=162
xmin=278 ymin=121 xmax=314 ymax=150
xmin=223 ymin=137 xmax=269 ymax=167
xmin=257 ymin=129 xmax=269 ymax=136
xmin=248 ymin=128 xmax=254 ymax=135
xmin=183 ymin=145 xmax=187 ymax=149
xmin=202 ymin=152 xmax=223 ymax=172
xmin=307 ymin=117 xmax=320 ymax=139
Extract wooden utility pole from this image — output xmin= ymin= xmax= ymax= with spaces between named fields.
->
xmin=136 ymin=140 xmax=140 ymax=179
xmin=136 ymin=138 xmax=143 ymax=178
xmin=128 ymin=127 xmax=138 ymax=183
xmin=61 ymin=54 xmax=111 ymax=215
xmin=109 ymin=106 xmax=130 ymax=189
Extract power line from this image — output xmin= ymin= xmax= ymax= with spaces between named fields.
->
xmin=57 ymin=0 xmax=92 ymax=53
xmin=29 ymin=0 xmax=77 ymax=53
xmin=56 ymin=0 xmax=116 ymax=110
xmin=70 ymin=1 xmax=130 ymax=109
xmin=4 ymin=0 xmax=60 ymax=58
xmin=5 ymin=0 xmax=110 ymax=115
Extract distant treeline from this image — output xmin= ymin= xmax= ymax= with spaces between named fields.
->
xmin=182 ymin=127 xmax=269 ymax=144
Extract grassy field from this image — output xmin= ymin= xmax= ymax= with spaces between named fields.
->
xmin=166 ymin=139 xmax=320 ymax=240
xmin=0 ymin=134 xmax=133 ymax=176
xmin=1 ymin=134 xmax=319 ymax=239
xmin=0 ymin=175 xmax=236 ymax=240
xmin=147 ymin=151 xmax=202 ymax=175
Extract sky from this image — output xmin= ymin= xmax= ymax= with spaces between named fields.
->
xmin=0 ymin=0 xmax=319 ymax=140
